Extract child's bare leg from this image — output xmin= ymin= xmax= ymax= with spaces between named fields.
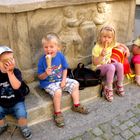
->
xmin=71 ymin=83 xmax=89 ymax=114
xmin=135 ymin=64 xmax=140 ymax=85
xmin=18 ymin=118 xmax=27 ymax=126
xmin=0 ymin=119 xmax=5 ymax=126
xmin=53 ymin=89 xmax=62 ymax=113
xmin=53 ymin=89 xmax=64 ymax=127
xmin=71 ymin=83 xmax=80 ymax=105
xmin=135 ymin=64 xmax=140 ymax=75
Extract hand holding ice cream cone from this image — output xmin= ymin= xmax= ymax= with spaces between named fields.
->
xmin=46 ymin=54 xmax=52 ymax=68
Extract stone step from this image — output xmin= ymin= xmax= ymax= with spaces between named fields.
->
xmin=6 ymin=76 xmax=133 ymax=126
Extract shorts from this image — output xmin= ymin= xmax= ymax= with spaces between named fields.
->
xmin=132 ymin=55 xmax=140 ymax=64
xmin=44 ymin=78 xmax=79 ymax=96
xmin=0 ymin=102 xmax=27 ymax=120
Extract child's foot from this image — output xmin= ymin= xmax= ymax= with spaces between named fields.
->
xmin=0 ymin=124 xmax=8 ymax=135
xmin=135 ymin=75 xmax=140 ymax=86
xmin=104 ymin=86 xmax=113 ymax=102
xmin=54 ymin=113 xmax=65 ymax=127
xmin=20 ymin=126 xmax=32 ymax=140
xmin=115 ymin=82 xmax=125 ymax=96
xmin=71 ymin=105 xmax=89 ymax=114
xmin=136 ymin=81 xmax=140 ymax=86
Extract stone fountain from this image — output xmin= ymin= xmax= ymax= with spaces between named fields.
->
xmin=0 ymin=0 xmax=136 ymax=82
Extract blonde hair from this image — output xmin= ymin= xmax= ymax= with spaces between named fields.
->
xmin=42 ymin=33 xmax=61 ymax=47
xmin=97 ymin=26 xmax=116 ymax=46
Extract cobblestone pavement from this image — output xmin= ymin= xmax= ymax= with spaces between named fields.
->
xmin=1 ymin=83 xmax=140 ymax=140
xmin=71 ymin=105 xmax=140 ymax=140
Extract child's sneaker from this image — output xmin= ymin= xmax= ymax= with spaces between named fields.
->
xmin=71 ymin=105 xmax=89 ymax=114
xmin=54 ymin=113 xmax=65 ymax=127
xmin=104 ymin=86 xmax=113 ymax=102
xmin=20 ymin=126 xmax=32 ymax=140
xmin=0 ymin=124 xmax=8 ymax=135
xmin=115 ymin=82 xmax=125 ymax=96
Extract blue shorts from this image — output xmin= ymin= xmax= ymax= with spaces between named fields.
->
xmin=44 ymin=78 xmax=79 ymax=96
xmin=0 ymin=102 xmax=27 ymax=120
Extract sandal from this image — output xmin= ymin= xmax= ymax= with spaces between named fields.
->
xmin=0 ymin=124 xmax=8 ymax=135
xmin=54 ymin=113 xmax=65 ymax=127
xmin=71 ymin=105 xmax=89 ymax=114
xmin=115 ymin=82 xmax=125 ymax=96
xmin=104 ymin=86 xmax=113 ymax=102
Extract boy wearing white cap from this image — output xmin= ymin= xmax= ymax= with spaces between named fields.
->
xmin=0 ymin=46 xmax=32 ymax=139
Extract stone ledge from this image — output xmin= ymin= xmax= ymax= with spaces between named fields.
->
xmin=5 ymin=75 xmax=133 ymax=126
xmin=0 ymin=0 xmax=114 ymax=13
xmin=6 ymin=81 xmax=102 ymax=126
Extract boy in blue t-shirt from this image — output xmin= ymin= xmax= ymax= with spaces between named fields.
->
xmin=37 ymin=33 xmax=89 ymax=127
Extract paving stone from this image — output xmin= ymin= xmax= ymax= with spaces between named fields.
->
xmin=137 ymin=122 xmax=140 ymax=127
xmin=81 ymin=131 xmax=95 ymax=140
xmin=125 ymin=111 xmax=135 ymax=119
xmin=102 ymin=132 xmax=114 ymax=140
xmin=112 ymin=135 xmax=124 ymax=140
xmin=124 ymin=120 xmax=135 ymax=127
xmin=136 ymin=115 xmax=140 ymax=121
xmin=111 ymin=119 xmax=120 ymax=127
xmin=93 ymin=137 xmax=104 ymax=140
xmin=92 ymin=127 xmax=103 ymax=136
xmin=134 ymin=135 xmax=140 ymax=140
xmin=116 ymin=114 xmax=129 ymax=123
xmin=132 ymin=107 xmax=140 ymax=114
xmin=119 ymin=123 xmax=128 ymax=131
xmin=130 ymin=117 xmax=139 ymax=123
xmin=72 ymin=137 xmax=82 ymax=140
xmin=120 ymin=129 xmax=134 ymax=139
xmin=111 ymin=127 xmax=121 ymax=135
xmin=99 ymin=123 xmax=112 ymax=133
xmin=131 ymin=126 xmax=140 ymax=135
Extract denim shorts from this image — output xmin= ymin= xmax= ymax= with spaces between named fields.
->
xmin=44 ymin=78 xmax=79 ymax=96
xmin=0 ymin=102 xmax=27 ymax=120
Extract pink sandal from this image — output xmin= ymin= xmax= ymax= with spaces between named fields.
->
xmin=104 ymin=87 xmax=113 ymax=102
xmin=115 ymin=82 xmax=125 ymax=96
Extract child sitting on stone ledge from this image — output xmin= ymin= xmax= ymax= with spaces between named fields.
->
xmin=132 ymin=36 xmax=140 ymax=85
xmin=92 ymin=26 xmax=130 ymax=102
xmin=37 ymin=33 xmax=89 ymax=128
xmin=0 ymin=46 xmax=32 ymax=139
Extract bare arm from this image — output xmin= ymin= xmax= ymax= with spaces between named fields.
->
xmin=92 ymin=46 xmax=106 ymax=65
xmin=38 ymin=68 xmax=52 ymax=80
xmin=60 ymin=69 xmax=67 ymax=88
xmin=8 ymin=72 xmax=21 ymax=89
xmin=3 ymin=59 xmax=21 ymax=89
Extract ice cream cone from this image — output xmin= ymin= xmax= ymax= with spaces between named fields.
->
xmin=46 ymin=54 xmax=52 ymax=68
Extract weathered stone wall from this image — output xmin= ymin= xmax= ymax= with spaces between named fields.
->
xmin=0 ymin=0 xmax=136 ymax=82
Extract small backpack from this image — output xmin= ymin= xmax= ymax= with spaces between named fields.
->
xmin=68 ymin=63 xmax=103 ymax=94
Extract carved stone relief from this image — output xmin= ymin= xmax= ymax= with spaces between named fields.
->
xmin=59 ymin=6 xmax=97 ymax=67
xmin=59 ymin=6 xmax=83 ymax=66
xmin=93 ymin=2 xmax=111 ymax=36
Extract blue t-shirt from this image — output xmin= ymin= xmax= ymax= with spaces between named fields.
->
xmin=37 ymin=51 xmax=69 ymax=88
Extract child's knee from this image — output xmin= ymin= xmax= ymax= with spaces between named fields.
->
xmin=54 ymin=90 xmax=62 ymax=98
xmin=72 ymin=82 xmax=79 ymax=91
xmin=16 ymin=109 xmax=27 ymax=119
xmin=117 ymin=62 xmax=123 ymax=69
xmin=108 ymin=64 xmax=115 ymax=73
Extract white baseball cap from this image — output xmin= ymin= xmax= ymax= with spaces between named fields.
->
xmin=0 ymin=46 xmax=13 ymax=55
